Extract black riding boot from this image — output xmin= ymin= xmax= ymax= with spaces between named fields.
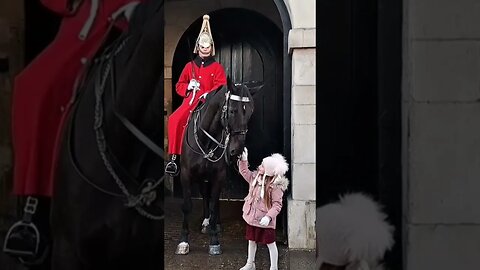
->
xmin=165 ymin=154 xmax=179 ymax=176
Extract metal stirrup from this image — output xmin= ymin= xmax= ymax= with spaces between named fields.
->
xmin=165 ymin=155 xmax=178 ymax=175
xmin=3 ymin=197 xmax=41 ymax=258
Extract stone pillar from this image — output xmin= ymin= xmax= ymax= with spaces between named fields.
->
xmin=404 ymin=0 xmax=480 ymax=269
xmin=285 ymin=0 xmax=316 ymax=250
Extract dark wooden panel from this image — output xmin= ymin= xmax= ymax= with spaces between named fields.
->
xmin=316 ymin=0 xmax=402 ymax=268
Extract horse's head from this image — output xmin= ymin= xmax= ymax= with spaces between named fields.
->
xmin=182 ymin=77 xmax=254 ymax=165
xmin=223 ymin=77 xmax=254 ymax=157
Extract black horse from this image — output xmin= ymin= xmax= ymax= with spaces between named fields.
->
xmin=50 ymin=1 xmax=165 ymax=269
xmin=175 ymin=79 xmax=254 ymax=255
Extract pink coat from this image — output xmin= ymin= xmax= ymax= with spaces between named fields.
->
xmin=238 ymin=160 xmax=289 ymax=229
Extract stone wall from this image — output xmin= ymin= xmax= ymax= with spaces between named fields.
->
xmin=285 ymin=0 xmax=316 ymax=250
xmin=403 ymin=0 xmax=480 ymax=268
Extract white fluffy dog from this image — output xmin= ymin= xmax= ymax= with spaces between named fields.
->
xmin=316 ymin=193 xmax=395 ymax=270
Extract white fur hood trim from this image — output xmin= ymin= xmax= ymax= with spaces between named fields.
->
xmin=272 ymin=175 xmax=289 ymax=191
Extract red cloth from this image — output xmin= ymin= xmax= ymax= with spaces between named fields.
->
xmin=167 ymin=56 xmax=226 ymax=155
xmin=245 ymin=223 xmax=276 ymax=244
xmin=11 ymin=0 xmax=140 ymax=197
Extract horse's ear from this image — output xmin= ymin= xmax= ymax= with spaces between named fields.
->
xmin=226 ymin=76 xmax=233 ymax=91
xmin=244 ymin=81 xmax=264 ymax=96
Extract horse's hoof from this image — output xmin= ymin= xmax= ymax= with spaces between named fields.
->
xmin=208 ymin=244 xmax=222 ymax=255
xmin=175 ymin=242 xmax=190 ymax=255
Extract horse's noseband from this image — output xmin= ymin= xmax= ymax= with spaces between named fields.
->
xmin=229 ymin=94 xmax=250 ymax=102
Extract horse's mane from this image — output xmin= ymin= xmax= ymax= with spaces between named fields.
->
xmin=81 ymin=0 xmax=164 ymax=178
xmin=126 ymin=0 xmax=164 ymax=34
xmin=106 ymin=0 xmax=164 ymax=136
xmin=203 ymin=84 xmax=227 ymax=105
xmin=201 ymin=80 xmax=253 ymax=108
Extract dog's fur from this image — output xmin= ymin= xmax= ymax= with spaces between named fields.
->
xmin=316 ymin=193 xmax=394 ymax=270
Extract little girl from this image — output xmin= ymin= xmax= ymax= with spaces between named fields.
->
xmin=237 ymin=147 xmax=289 ymax=270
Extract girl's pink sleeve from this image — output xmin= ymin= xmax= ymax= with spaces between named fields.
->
xmin=238 ymin=160 xmax=255 ymax=184
xmin=266 ymin=188 xmax=284 ymax=219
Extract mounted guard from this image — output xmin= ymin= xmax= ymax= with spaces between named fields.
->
xmin=165 ymin=14 xmax=227 ymax=176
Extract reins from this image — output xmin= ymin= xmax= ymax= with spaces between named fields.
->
xmin=68 ymin=28 xmax=165 ymax=220
xmin=185 ymin=85 xmax=252 ymax=165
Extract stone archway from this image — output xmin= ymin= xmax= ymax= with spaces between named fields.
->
xmin=163 ymin=0 xmax=289 ymax=193
xmin=170 ymin=8 xmax=283 ymax=200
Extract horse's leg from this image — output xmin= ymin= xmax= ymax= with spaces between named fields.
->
xmin=180 ymin=186 xmax=193 ymax=244
xmin=176 ymin=170 xmax=192 ymax=255
xmin=215 ymin=194 xmax=221 ymax=232
xmin=207 ymin=177 xmax=223 ymax=255
xmin=200 ymin=179 xmax=210 ymax=234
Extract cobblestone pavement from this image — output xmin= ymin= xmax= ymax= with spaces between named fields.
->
xmin=164 ymin=197 xmax=288 ymax=270
xmin=164 ymin=196 xmax=315 ymax=270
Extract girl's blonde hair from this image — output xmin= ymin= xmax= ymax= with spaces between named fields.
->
xmin=263 ymin=175 xmax=274 ymax=209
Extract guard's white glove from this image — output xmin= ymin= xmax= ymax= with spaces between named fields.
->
xmin=240 ymin=147 xmax=248 ymax=161
xmin=259 ymin=216 xmax=271 ymax=226
xmin=199 ymin=92 xmax=208 ymax=99
xmin=187 ymin=79 xmax=200 ymax=91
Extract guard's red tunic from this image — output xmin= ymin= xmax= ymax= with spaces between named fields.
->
xmin=11 ymin=0 xmax=139 ymax=197
xmin=168 ymin=56 xmax=227 ymax=155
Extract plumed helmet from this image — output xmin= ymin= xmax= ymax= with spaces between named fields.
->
xmin=194 ymin=14 xmax=215 ymax=56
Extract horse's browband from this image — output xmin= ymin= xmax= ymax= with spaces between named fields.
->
xmin=229 ymin=94 xmax=250 ymax=102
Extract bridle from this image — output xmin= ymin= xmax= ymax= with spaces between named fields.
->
xmin=186 ymin=86 xmax=251 ymax=163
xmin=67 ymin=33 xmax=164 ymax=220
xmin=225 ymin=89 xmax=251 ymax=137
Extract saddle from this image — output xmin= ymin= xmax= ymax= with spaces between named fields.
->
xmin=3 ymin=196 xmax=50 ymax=266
